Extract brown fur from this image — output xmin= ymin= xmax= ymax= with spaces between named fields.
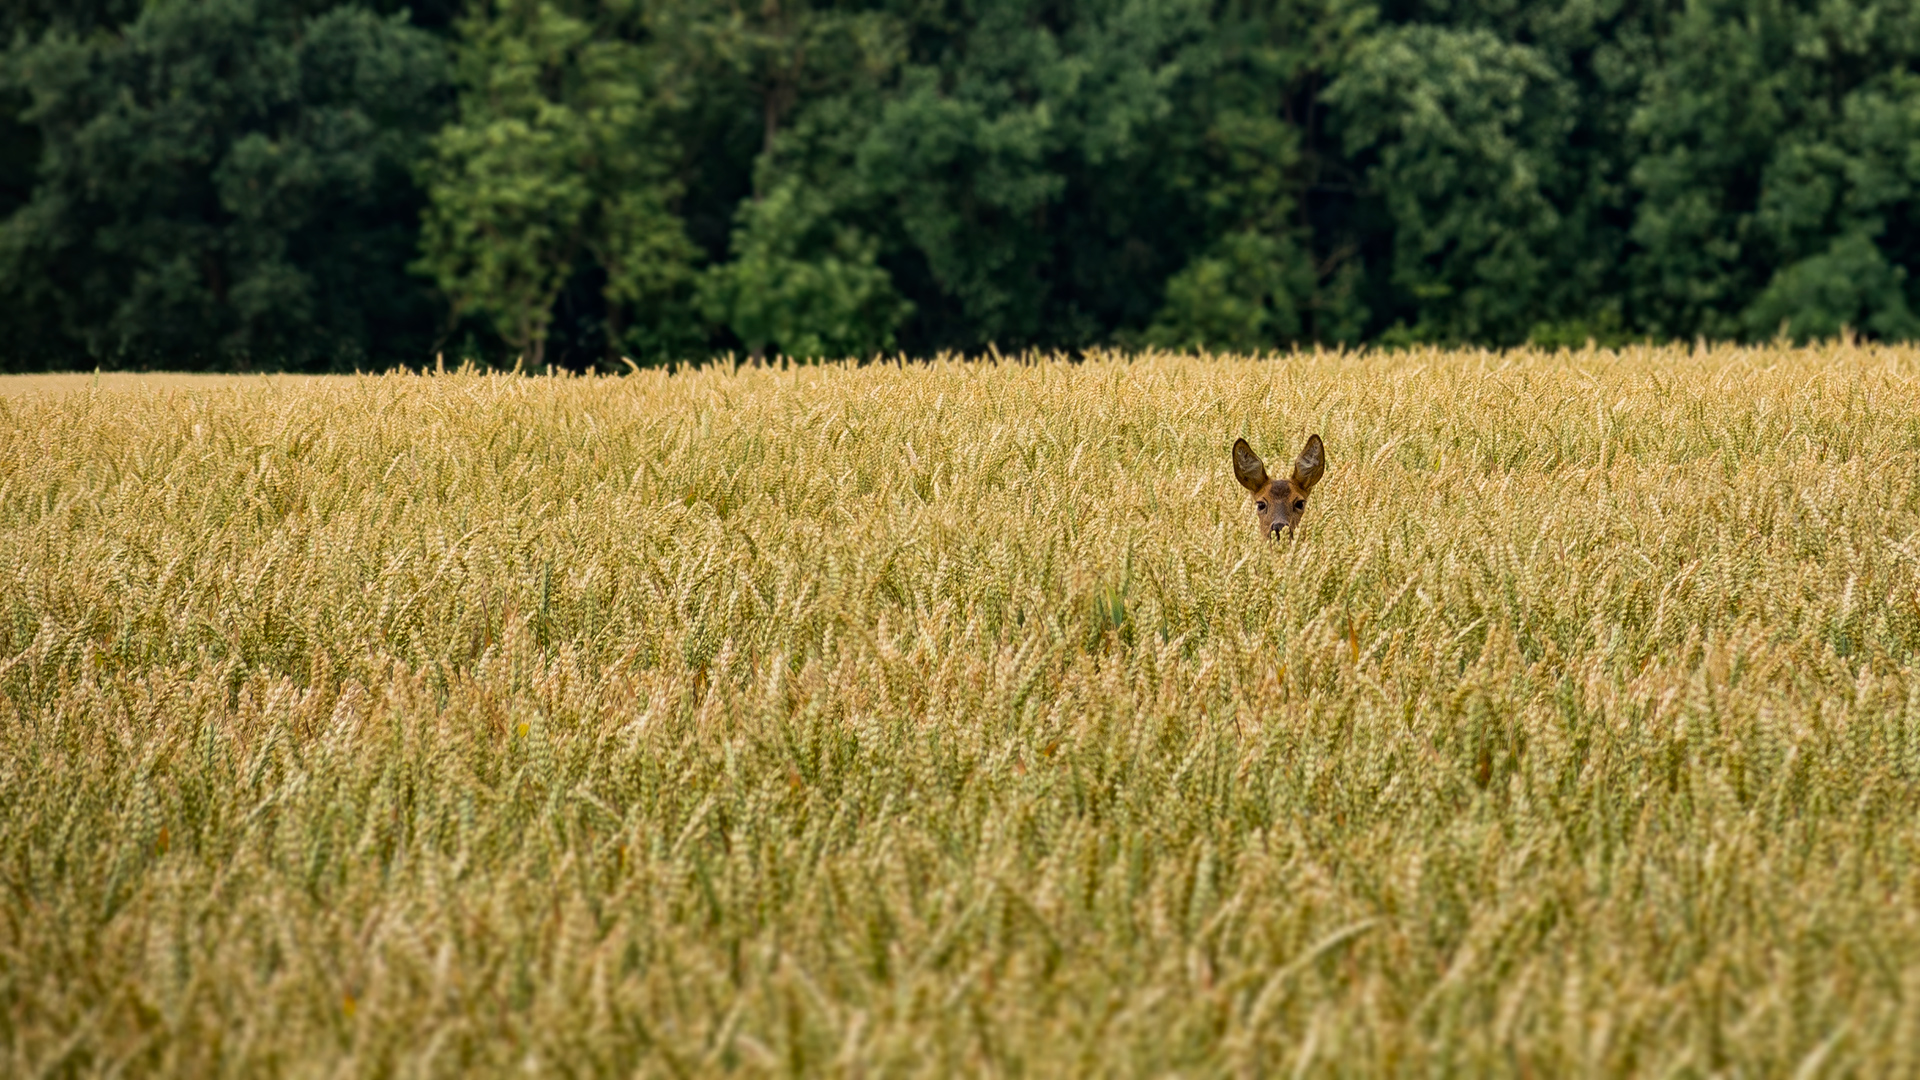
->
xmin=1233 ymin=435 xmax=1325 ymax=537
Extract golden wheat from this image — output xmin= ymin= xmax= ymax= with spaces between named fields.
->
xmin=3 ymin=344 xmax=1918 ymax=1076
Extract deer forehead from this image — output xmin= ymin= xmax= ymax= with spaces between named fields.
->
xmin=1259 ymin=480 xmax=1307 ymax=502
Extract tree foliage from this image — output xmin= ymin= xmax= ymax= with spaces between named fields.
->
xmin=0 ymin=0 xmax=448 ymax=369
xmin=1628 ymin=0 xmax=1920 ymax=342
xmin=414 ymin=0 xmax=699 ymax=367
xmin=6 ymin=0 xmax=1920 ymax=368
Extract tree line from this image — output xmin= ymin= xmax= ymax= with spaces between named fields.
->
xmin=5 ymin=0 xmax=1919 ymax=371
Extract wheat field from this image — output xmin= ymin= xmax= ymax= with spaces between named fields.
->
xmin=3 ymin=345 xmax=1919 ymax=1076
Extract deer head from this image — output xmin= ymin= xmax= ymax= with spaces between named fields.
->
xmin=1233 ymin=435 xmax=1325 ymax=538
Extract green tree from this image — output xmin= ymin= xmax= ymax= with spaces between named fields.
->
xmin=1147 ymin=232 xmax=1320 ymax=352
xmin=0 ymin=0 xmax=449 ymax=369
xmin=697 ymin=177 xmax=911 ymax=359
xmin=12 ymin=0 xmax=1920 ymax=367
xmin=672 ymin=0 xmax=912 ymax=359
xmin=1627 ymin=0 xmax=1920 ymax=342
xmin=1744 ymin=231 xmax=1920 ymax=341
xmin=858 ymin=0 xmax=1210 ymax=351
xmin=1147 ymin=0 xmax=1371 ymax=349
xmin=414 ymin=0 xmax=699 ymax=368
xmin=1326 ymin=24 xmax=1577 ymax=345
xmin=717 ymin=0 xmax=1371 ymax=356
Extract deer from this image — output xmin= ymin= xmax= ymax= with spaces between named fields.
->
xmin=1233 ymin=435 xmax=1325 ymax=538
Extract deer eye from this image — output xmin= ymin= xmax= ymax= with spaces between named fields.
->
xmin=1292 ymin=500 xmax=1305 ymax=511
xmin=1256 ymin=501 xmax=1268 ymax=512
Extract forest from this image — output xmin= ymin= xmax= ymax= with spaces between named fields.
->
xmin=4 ymin=0 xmax=1919 ymax=371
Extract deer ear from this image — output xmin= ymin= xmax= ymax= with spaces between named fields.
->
xmin=1233 ymin=438 xmax=1269 ymax=493
xmin=1292 ymin=434 xmax=1325 ymax=492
